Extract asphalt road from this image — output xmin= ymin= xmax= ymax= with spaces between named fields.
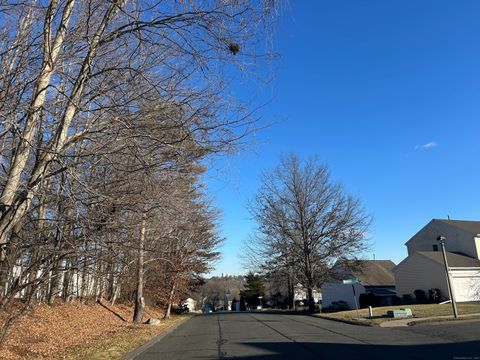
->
xmin=133 ymin=312 xmax=480 ymax=360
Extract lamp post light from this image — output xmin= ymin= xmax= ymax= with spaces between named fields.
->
xmin=437 ymin=236 xmax=459 ymax=318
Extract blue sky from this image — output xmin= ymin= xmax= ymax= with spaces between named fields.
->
xmin=206 ymin=1 xmax=480 ymax=276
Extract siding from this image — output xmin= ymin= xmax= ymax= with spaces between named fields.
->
xmin=475 ymin=237 xmax=480 ymax=259
xmin=321 ymin=282 xmax=365 ymax=309
xmin=393 ymin=252 xmax=449 ymax=298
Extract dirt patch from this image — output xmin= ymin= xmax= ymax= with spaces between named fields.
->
xmin=0 ymin=300 xmax=168 ymax=359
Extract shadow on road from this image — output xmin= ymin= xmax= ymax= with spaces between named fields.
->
xmin=233 ymin=341 xmax=480 ymax=360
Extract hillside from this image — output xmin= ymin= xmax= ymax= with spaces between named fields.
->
xmin=0 ymin=300 xmax=182 ymax=359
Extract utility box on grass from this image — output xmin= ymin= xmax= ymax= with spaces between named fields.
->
xmin=387 ymin=308 xmax=412 ymax=318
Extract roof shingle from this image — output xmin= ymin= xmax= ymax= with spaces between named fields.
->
xmin=418 ymin=251 xmax=480 ymax=268
xmin=335 ymin=260 xmax=396 ymax=286
xmin=436 ymin=219 xmax=480 ymax=235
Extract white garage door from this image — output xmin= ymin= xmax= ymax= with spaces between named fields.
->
xmin=451 ymin=269 xmax=480 ymax=302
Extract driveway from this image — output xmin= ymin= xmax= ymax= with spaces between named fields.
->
xmin=132 ymin=312 xmax=480 ymax=359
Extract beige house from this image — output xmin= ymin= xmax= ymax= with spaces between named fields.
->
xmin=393 ymin=219 xmax=480 ymax=302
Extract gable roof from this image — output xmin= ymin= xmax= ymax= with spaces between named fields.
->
xmin=418 ymin=251 xmax=480 ymax=268
xmin=435 ymin=219 xmax=480 ymax=235
xmin=405 ymin=219 xmax=480 ymax=245
xmin=339 ymin=260 xmax=396 ymax=287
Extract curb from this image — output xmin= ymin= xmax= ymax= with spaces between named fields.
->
xmin=314 ymin=315 xmax=376 ymax=327
xmin=379 ymin=312 xmax=480 ymax=328
xmin=121 ymin=316 xmax=192 ymax=360
xmin=379 ymin=319 xmax=412 ymax=327
xmin=404 ymin=314 xmax=480 ymax=327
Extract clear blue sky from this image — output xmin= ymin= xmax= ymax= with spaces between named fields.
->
xmin=206 ymin=1 xmax=480 ymax=277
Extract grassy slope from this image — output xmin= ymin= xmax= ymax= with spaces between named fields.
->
xmin=59 ymin=316 xmax=188 ymax=360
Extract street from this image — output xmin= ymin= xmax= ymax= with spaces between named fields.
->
xmin=132 ymin=312 xmax=480 ymax=359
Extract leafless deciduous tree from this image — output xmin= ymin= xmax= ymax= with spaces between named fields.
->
xmin=0 ymin=0 xmax=277 ymax=292
xmin=246 ymin=154 xmax=372 ymax=312
xmin=0 ymin=0 xmax=280 ymax=343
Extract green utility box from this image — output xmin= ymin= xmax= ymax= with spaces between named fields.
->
xmin=387 ymin=309 xmax=412 ymax=318
xmin=400 ymin=308 xmax=412 ymax=316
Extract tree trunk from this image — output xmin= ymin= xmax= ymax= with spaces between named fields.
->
xmin=80 ymin=242 xmax=89 ymax=300
xmin=305 ymin=263 xmax=315 ymax=312
xmin=110 ymin=281 xmax=120 ymax=306
xmin=0 ymin=221 xmax=23 ymax=307
xmin=25 ymin=179 xmax=49 ymax=301
xmin=133 ymin=212 xmax=147 ymax=323
xmin=107 ymin=265 xmax=115 ymax=302
xmin=164 ymin=282 xmax=176 ymax=320
xmin=48 ymin=258 xmax=60 ymax=305
xmin=95 ymin=258 xmax=104 ymax=302
xmin=307 ymin=287 xmax=315 ymax=313
xmin=0 ymin=242 xmax=9 ymax=300
xmin=26 ymin=248 xmax=39 ymax=302
xmin=62 ymin=258 xmax=71 ymax=302
xmin=287 ymin=274 xmax=294 ymax=310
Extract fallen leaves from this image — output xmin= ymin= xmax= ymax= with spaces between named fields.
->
xmin=0 ymin=299 xmax=169 ymax=359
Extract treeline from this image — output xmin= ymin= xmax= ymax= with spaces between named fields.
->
xmin=0 ymin=0 xmax=278 ymax=343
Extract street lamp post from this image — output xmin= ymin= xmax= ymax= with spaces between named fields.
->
xmin=437 ymin=236 xmax=458 ymax=318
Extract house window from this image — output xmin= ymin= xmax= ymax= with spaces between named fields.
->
xmin=432 ymin=244 xmax=438 ymax=252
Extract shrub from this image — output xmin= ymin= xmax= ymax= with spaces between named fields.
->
xmin=359 ymin=292 xmax=377 ymax=308
xmin=414 ymin=289 xmax=427 ymax=304
xmin=231 ymin=297 xmax=238 ymax=311
xmin=428 ymin=288 xmax=441 ymax=303
xmin=239 ymin=296 xmax=247 ymax=311
xmin=402 ymin=294 xmax=414 ymax=305
xmin=330 ymin=300 xmax=350 ymax=311
xmin=392 ymin=296 xmax=402 ymax=305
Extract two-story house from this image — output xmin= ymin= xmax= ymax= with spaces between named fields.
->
xmin=393 ymin=219 xmax=480 ymax=302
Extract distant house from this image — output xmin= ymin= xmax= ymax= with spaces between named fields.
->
xmin=293 ymin=283 xmax=322 ymax=304
xmin=321 ymin=260 xmax=397 ymax=309
xmin=393 ymin=219 xmax=480 ymax=302
xmin=182 ymin=297 xmax=197 ymax=312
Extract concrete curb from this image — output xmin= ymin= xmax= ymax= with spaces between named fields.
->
xmin=315 ymin=312 xmax=480 ymax=328
xmin=121 ymin=316 xmax=193 ymax=360
xmin=314 ymin=315 xmax=376 ymax=327
xmin=379 ymin=312 xmax=480 ymax=328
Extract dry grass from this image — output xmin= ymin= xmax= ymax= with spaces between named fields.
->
xmin=59 ymin=315 xmax=189 ymax=360
xmin=0 ymin=299 xmax=189 ymax=360
xmin=317 ymin=303 xmax=480 ymax=325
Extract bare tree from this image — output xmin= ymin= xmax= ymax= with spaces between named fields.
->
xmin=0 ymin=0 xmax=281 ymax=344
xmin=247 ymin=154 xmax=372 ymax=312
xmin=0 ymin=0 xmax=278 ymax=297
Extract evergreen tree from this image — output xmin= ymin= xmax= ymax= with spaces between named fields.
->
xmin=239 ymin=296 xmax=247 ymax=311
xmin=240 ymin=272 xmax=265 ymax=308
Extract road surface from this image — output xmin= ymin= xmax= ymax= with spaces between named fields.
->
xmin=132 ymin=312 xmax=480 ymax=359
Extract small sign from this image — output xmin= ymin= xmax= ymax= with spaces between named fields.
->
xmin=342 ymin=277 xmax=359 ymax=285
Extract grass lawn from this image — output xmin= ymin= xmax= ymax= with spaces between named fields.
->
xmin=317 ymin=303 xmax=480 ymax=326
xmin=58 ymin=315 xmax=190 ymax=360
